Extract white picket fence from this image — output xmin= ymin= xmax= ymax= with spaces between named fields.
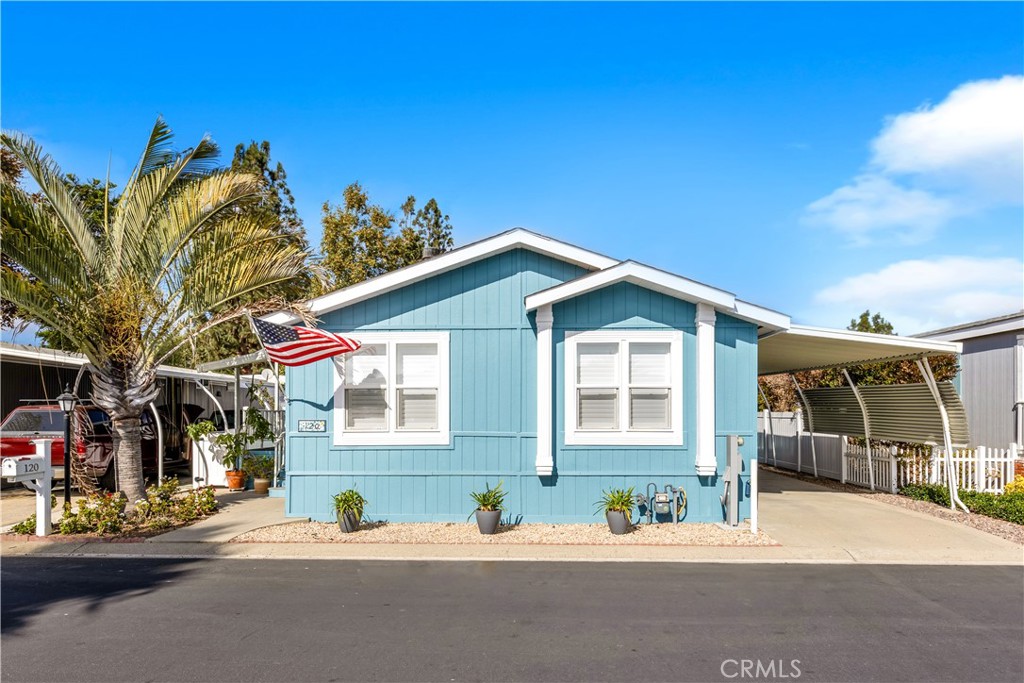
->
xmin=759 ymin=411 xmax=1022 ymax=494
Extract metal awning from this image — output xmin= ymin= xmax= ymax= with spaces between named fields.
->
xmin=757 ymin=325 xmax=970 ymax=508
xmin=757 ymin=325 xmax=962 ymax=375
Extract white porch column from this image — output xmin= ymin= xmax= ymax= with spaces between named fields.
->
xmin=694 ymin=303 xmax=717 ymax=476
xmin=535 ymin=305 xmax=555 ymax=476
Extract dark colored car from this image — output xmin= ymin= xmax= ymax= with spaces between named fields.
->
xmin=0 ymin=404 xmax=191 ymax=489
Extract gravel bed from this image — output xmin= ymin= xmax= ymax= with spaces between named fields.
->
xmin=762 ymin=466 xmax=1024 ymax=546
xmin=234 ymin=520 xmax=777 ymax=546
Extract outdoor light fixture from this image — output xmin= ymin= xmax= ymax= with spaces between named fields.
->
xmin=56 ymin=385 xmax=78 ymax=507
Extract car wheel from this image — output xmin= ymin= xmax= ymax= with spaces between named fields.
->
xmin=98 ymin=463 xmax=118 ymax=492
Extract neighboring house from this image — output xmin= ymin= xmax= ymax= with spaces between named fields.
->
xmin=916 ymin=311 xmax=1024 ymax=449
xmin=268 ymin=229 xmax=789 ymax=523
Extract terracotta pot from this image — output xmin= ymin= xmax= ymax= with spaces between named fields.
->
xmin=225 ymin=470 xmax=246 ymax=491
xmin=252 ymin=478 xmax=270 ymax=495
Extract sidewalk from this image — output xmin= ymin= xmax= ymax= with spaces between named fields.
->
xmin=2 ymin=475 xmax=1022 ymax=565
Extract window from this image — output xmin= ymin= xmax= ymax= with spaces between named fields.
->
xmin=565 ymin=330 xmax=682 ymax=445
xmin=334 ymin=332 xmax=450 ymax=446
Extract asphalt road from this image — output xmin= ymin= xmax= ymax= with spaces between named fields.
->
xmin=2 ymin=558 xmax=1021 ymax=683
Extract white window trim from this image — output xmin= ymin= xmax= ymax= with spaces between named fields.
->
xmin=333 ymin=331 xmax=450 ymax=446
xmin=564 ymin=329 xmax=683 ymax=446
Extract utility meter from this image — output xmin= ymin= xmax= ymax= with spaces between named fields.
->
xmin=653 ymin=492 xmax=671 ymax=514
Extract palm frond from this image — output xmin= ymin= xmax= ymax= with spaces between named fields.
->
xmin=1 ymin=132 xmax=101 ymax=274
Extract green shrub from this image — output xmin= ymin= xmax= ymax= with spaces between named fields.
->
xmin=58 ymin=494 xmax=128 ymax=534
xmin=10 ymin=515 xmax=38 ymax=535
xmin=1003 ymin=476 xmax=1024 ymax=495
xmin=595 ymin=487 xmax=636 ymax=516
xmin=332 ymin=488 xmax=367 ymax=519
xmin=469 ymin=481 xmax=507 ymax=513
xmin=899 ymin=484 xmax=1024 ymax=525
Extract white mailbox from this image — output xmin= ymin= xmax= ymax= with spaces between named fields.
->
xmin=5 ymin=440 xmax=53 ymax=536
xmin=2 ymin=454 xmax=49 ymax=483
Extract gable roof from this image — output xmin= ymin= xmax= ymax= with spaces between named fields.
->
xmin=264 ymin=228 xmax=619 ymax=324
xmin=913 ymin=310 xmax=1024 ymax=342
xmin=523 ymin=260 xmax=791 ymax=331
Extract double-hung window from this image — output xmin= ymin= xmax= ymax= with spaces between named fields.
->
xmin=334 ymin=332 xmax=450 ymax=446
xmin=564 ymin=330 xmax=682 ymax=446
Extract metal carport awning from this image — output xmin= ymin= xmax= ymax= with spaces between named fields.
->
xmin=758 ymin=325 xmax=962 ymax=376
xmin=755 ymin=324 xmax=969 ymax=510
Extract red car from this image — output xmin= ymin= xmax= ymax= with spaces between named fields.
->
xmin=0 ymin=404 xmax=188 ymax=490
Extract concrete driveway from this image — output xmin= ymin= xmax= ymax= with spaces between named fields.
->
xmin=757 ymin=469 xmax=1023 ymax=564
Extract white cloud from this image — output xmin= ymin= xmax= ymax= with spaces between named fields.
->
xmin=872 ymin=76 xmax=1024 ymax=196
xmin=805 ymin=76 xmax=1024 ymax=244
xmin=813 ymin=256 xmax=1024 ymax=333
xmin=804 ymin=175 xmax=956 ymax=245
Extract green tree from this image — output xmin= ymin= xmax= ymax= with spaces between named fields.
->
xmin=320 ymin=182 xmax=455 ymax=290
xmin=1 ymin=119 xmax=311 ymax=504
xmin=185 ymin=140 xmax=311 ymax=367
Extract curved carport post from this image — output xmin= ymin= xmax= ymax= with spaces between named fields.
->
xmin=916 ymin=357 xmax=969 ymax=513
xmin=757 ymin=383 xmax=777 ymax=467
xmin=790 ymin=374 xmax=817 ymax=478
xmin=842 ymin=368 xmax=874 ymax=491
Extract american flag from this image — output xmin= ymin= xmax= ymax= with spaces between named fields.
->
xmin=251 ymin=318 xmax=361 ymax=367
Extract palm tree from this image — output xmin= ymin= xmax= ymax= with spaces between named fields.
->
xmin=1 ymin=119 xmax=311 ymax=504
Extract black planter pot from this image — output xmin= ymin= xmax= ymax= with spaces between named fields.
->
xmin=338 ymin=510 xmax=361 ymax=533
xmin=475 ymin=509 xmax=501 ymax=535
xmin=605 ymin=510 xmax=631 ymax=535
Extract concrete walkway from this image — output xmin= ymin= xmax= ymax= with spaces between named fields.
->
xmin=2 ymin=471 xmax=1022 ymax=564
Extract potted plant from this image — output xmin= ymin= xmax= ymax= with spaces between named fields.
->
xmin=187 ymin=410 xmax=275 ymax=491
xmin=333 ymin=488 xmax=367 ymax=533
xmin=243 ymin=453 xmax=275 ymax=495
xmin=469 ymin=481 xmax=506 ymax=535
xmin=596 ymin=487 xmax=635 ymax=535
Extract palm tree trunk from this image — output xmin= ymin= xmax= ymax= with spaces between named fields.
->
xmin=110 ymin=412 xmax=146 ymax=504
xmin=91 ymin=361 xmax=159 ymax=507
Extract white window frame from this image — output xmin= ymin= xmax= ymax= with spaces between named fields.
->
xmin=333 ymin=331 xmax=450 ymax=446
xmin=564 ymin=329 xmax=683 ymax=446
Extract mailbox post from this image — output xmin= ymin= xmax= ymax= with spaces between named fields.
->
xmin=2 ymin=440 xmax=53 ymax=536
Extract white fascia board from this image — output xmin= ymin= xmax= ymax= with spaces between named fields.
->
xmin=789 ymin=325 xmax=963 ymax=355
xmin=0 ymin=343 xmax=238 ymax=383
xmin=263 ymin=229 xmax=619 ymax=324
xmin=914 ymin=313 xmax=1024 ymax=342
xmin=525 ymin=261 xmax=736 ymax=312
xmin=733 ymin=300 xmax=791 ymax=332
xmin=525 ymin=261 xmax=789 ymax=329
xmin=0 ymin=343 xmax=87 ymax=368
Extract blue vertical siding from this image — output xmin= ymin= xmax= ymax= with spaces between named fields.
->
xmin=285 ymin=252 xmax=758 ymax=524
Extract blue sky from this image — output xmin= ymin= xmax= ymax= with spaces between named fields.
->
xmin=2 ymin=1 xmax=1021 ymax=340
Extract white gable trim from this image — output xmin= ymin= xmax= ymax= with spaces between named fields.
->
xmin=264 ymin=229 xmax=619 ymax=324
xmin=524 ymin=261 xmax=790 ymax=330
xmin=914 ymin=311 xmax=1024 ymax=342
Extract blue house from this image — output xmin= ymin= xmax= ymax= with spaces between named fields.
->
xmin=266 ymin=229 xmax=790 ymax=523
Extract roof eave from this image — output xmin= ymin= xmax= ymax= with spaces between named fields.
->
xmin=264 ymin=228 xmax=619 ymax=324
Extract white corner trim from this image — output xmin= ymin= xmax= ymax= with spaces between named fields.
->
xmin=332 ymin=331 xmax=451 ymax=447
xmin=535 ymin=305 xmax=555 ymax=476
xmin=694 ymin=303 xmax=717 ymax=476
xmin=264 ymin=229 xmax=619 ymax=324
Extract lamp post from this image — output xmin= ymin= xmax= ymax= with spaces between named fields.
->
xmin=56 ymin=385 xmax=77 ymax=507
